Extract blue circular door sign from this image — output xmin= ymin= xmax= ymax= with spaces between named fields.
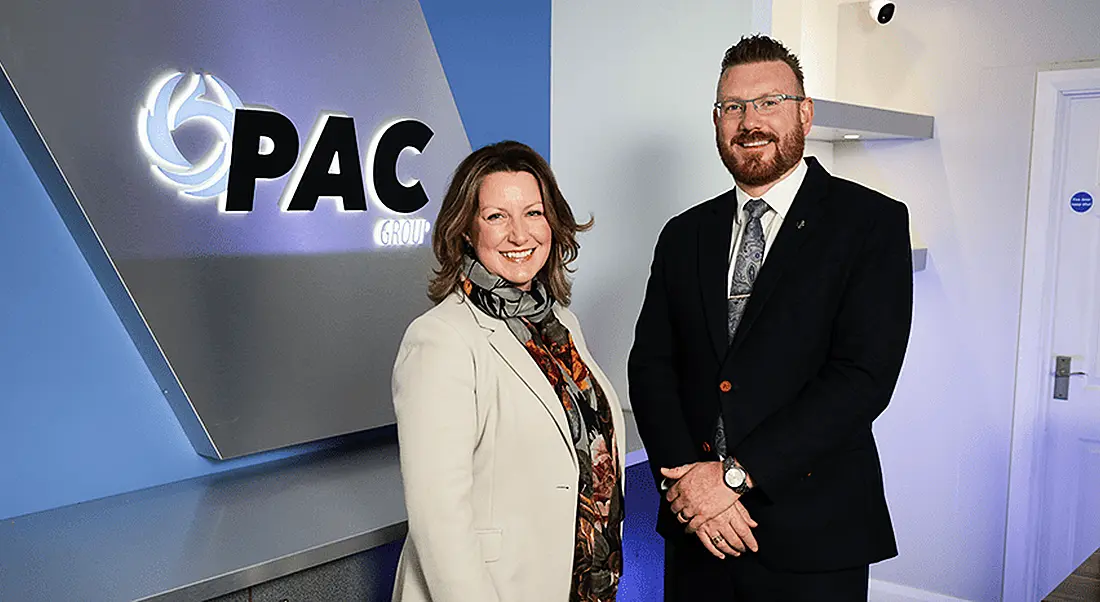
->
xmin=1071 ymin=191 xmax=1093 ymax=213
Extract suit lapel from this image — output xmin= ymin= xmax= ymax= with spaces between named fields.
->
xmin=727 ymin=157 xmax=828 ymax=358
xmin=699 ymin=189 xmax=739 ymax=361
xmin=466 ymin=299 xmax=578 ymax=469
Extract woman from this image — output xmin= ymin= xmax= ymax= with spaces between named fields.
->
xmin=391 ymin=141 xmax=625 ymax=602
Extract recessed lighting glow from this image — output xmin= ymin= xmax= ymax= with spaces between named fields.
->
xmin=843 ymin=134 xmax=861 ymax=140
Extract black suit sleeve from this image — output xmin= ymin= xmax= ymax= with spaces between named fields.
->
xmin=736 ymin=201 xmax=914 ymax=500
xmin=629 ymin=222 xmax=700 ymax=487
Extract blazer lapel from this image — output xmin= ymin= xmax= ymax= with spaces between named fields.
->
xmin=699 ymin=189 xmax=739 ymax=361
xmin=466 ymin=300 xmax=579 ymax=469
xmin=727 ymin=157 xmax=828 ymax=358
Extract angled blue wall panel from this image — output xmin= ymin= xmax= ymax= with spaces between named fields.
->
xmin=419 ymin=0 xmax=551 ymax=158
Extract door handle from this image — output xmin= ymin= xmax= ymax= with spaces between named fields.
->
xmin=1054 ymin=355 xmax=1088 ymax=400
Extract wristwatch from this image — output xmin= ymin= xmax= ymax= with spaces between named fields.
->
xmin=722 ymin=456 xmax=751 ymax=495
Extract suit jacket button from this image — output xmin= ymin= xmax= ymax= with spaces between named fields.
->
xmin=719 ymin=380 xmax=732 ymax=392
xmin=702 ymin=442 xmax=711 ymax=453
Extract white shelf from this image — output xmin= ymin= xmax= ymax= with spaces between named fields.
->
xmin=809 ymin=99 xmax=934 ymax=142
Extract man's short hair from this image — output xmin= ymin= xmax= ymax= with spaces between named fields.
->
xmin=720 ymin=35 xmax=805 ymax=95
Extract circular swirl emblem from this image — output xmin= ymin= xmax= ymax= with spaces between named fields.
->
xmin=138 ymin=71 xmax=243 ymax=199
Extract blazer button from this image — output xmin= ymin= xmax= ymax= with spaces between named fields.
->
xmin=719 ymin=380 xmax=732 ymax=392
xmin=702 ymin=442 xmax=711 ymax=453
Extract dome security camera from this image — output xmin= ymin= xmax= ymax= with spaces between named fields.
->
xmin=869 ymin=0 xmax=896 ymax=25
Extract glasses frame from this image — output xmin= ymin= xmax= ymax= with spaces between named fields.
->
xmin=713 ymin=93 xmax=807 ymax=119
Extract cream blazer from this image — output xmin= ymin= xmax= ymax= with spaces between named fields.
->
xmin=390 ymin=292 xmax=626 ymax=602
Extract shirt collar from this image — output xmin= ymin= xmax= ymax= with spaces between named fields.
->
xmin=733 ymin=157 xmax=808 ymax=222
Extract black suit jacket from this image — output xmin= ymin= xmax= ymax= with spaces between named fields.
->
xmin=628 ymin=157 xmax=913 ymax=572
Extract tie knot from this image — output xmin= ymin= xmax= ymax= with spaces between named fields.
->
xmin=745 ymin=198 xmax=770 ymax=220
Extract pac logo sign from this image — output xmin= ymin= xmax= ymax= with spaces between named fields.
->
xmin=138 ymin=72 xmax=243 ymax=200
xmin=138 ymin=70 xmax=434 ymax=246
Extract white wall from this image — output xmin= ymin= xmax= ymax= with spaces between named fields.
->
xmin=830 ymin=1 xmax=1100 ymax=600
xmin=771 ymin=0 xmax=839 ymax=99
xmin=551 ymin=0 xmax=800 ymax=406
xmin=770 ymin=0 xmax=840 ymax=172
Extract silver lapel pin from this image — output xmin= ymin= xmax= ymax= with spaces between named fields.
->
xmin=797 ymin=220 xmax=806 ymax=229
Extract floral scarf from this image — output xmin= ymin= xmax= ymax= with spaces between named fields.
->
xmin=460 ymin=256 xmax=624 ymax=602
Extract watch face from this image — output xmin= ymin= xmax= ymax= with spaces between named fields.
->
xmin=725 ymin=467 xmax=746 ymax=488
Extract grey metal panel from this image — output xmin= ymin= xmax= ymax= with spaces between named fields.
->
xmin=808 ymin=98 xmax=935 ymax=141
xmin=119 ymin=253 xmax=432 ymax=458
xmin=0 ymin=1 xmax=471 ymax=458
xmin=913 ymin=247 xmax=929 ymax=272
xmin=0 ymin=434 xmax=409 ymax=602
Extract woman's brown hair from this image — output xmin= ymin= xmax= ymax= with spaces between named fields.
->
xmin=428 ymin=140 xmax=592 ymax=305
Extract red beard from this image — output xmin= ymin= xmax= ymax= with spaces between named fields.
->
xmin=718 ymin=119 xmax=806 ymax=187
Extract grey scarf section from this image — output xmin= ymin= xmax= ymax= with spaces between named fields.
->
xmin=460 ymin=254 xmax=555 ymax=339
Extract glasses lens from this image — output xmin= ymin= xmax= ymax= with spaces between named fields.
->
xmin=720 ymin=101 xmax=743 ymax=118
xmin=755 ymin=96 xmax=785 ymax=114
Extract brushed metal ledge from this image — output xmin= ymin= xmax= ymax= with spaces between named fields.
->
xmin=0 ymin=414 xmax=649 ymax=602
xmin=0 ymin=431 xmax=405 ymax=602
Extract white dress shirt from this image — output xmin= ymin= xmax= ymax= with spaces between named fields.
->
xmin=727 ymin=158 xmax=809 ymax=296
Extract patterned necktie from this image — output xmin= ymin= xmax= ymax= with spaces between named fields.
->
xmin=715 ymin=198 xmax=770 ymax=459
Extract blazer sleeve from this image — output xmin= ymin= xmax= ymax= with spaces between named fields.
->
xmin=736 ymin=201 xmax=914 ymax=500
xmin=392 ymin=314 xmax=501 ymax=602
xmin=628 ymin=222 xmax=703 ymax=485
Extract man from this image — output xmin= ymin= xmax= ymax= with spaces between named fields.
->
xmin=628 ymin=35 xmax=913 ymax=601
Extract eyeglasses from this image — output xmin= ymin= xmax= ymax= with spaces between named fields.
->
xmin=713 ymin=94 xmax=806 ymax=119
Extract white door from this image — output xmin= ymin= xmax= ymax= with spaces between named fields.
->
xmin=1034 ymin=89 xmax=1100 ymax=597
xmin=1007 ymin=69 xmax=1100 ymax=602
